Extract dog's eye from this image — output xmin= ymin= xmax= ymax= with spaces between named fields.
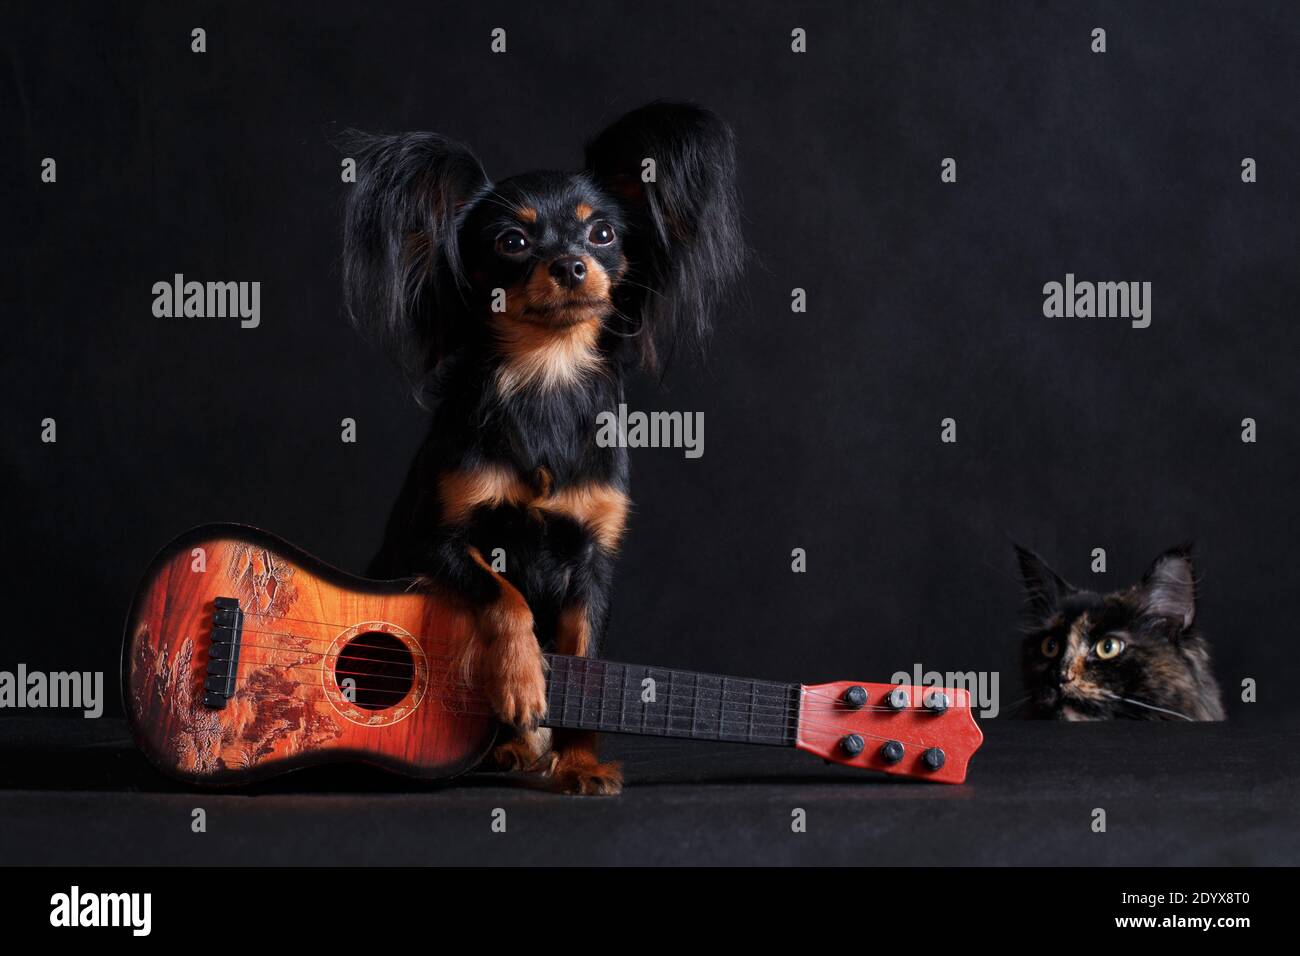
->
xmin=588 ymin=220 xmax=615 ymax=246
xmin=1040 ymin=636 xmax=1060 ymax=659
xmin=496 ymin=230 xmax=530 ymax=256
xmin=1095 ymin=636 xmax=1125 ymax=660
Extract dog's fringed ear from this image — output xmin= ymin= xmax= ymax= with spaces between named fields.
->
xmin=342 ymin=131 xmax=489 ymax=382
xmin=585 ymin=102 xmax=744 ymax=371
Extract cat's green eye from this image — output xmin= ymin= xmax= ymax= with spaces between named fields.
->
xmin=1040 ymin=636 xmax=1060 ymax=658
xmin=1095 ymin=636 xmax=1125 ymax=660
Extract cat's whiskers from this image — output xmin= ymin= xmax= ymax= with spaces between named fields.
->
xmin=1099 ymin=689 xmax=1194 ymax=721
xmin=1002 ymin=695 xmax=1032 ymax=715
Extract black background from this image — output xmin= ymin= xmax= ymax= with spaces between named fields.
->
xmin=6 ymin=0 xmax=1299 ymax=720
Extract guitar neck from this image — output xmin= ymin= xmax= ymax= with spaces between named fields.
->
xmin=541 ymin=653 xmax=800 ymax=747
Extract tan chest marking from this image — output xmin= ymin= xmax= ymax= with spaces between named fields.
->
xmin=547 ymin=482 xmax=629 ymax=551
xmin=437 ymin=466 xmax=526 ymax=525
xmin=492 ymin=316 xmax=603 ymax=396
xmin=438 ymin=465 xmax=629 ymax=551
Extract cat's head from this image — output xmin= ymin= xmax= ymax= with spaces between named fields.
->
xmin=1014 ymin=544 xmax=1225 ymax=721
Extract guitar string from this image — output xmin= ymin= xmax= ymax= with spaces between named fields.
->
xmin=231 ymin=664 xmax=810 ymax=721
xmin=227 ymin=668 xmax=817 ymax=729
xmin=230 ymin=647 xmax=911 ymax=718
xmin=233 ymin=613 xmax=922 ymax=711
xmin=231 ymin=623 xmax=923 ymax=713
xmin=199 ymin=653 xmax=956 ymax=749
xmin=233 ymin=626 xmax=866 ymax=713
xmin=219 ymin=665 xmax=956 ymax=747
xmin=224 ymin=627 xmax=956 ymax=723
xmin=237 ymin=636 xmax=802 ymax=702
xmin=197 ymin=684 xmax=951 ymax=753
xmin=229 ymin=653 xmax=929 ymax=740
xmin=212 ymin=646 xmax=950 ymax=741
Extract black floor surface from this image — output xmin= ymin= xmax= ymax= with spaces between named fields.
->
xmin=1 ymin=716 xmax=1296 ymax=865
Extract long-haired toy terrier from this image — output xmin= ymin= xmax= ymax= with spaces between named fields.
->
xmin=342 ymin=102 xmax=743 ymax=793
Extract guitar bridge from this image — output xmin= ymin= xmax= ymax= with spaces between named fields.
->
xmin=202 ymin=597 xmax=245 ymax=709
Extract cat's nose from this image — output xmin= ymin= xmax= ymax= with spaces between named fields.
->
xmin=1060 ymin=654 xmax=1085 ymax=685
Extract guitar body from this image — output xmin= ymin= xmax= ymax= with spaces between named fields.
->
xmin=122 ymin=525 xmax=497 ymax=786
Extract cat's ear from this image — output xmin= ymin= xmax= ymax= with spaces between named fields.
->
xmin=1140 ymin=544 xmax=1196 ymax=631
xmin=1014 ymin=545 xmax=1075 ymax=626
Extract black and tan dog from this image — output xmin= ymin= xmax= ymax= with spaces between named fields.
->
xmin=342 ymin=102 xmax=743 ymax=793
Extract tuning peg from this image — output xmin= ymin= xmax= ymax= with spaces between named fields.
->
xmin=880 ymin=740 xmax=905 ymax=763
xmin=924 ymin=690 xmax=950 ymax=714
xmin=839 ymin=733 xmax=865 ymax=756
xmin=842 ymin=686 xmax=868 ymax=709
xmin=922 ymin=747 xmax=946 ymax=771
xmin=887 ymin=688 xmax=910 ymax=710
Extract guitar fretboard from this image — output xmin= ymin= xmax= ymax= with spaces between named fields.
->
xmin=541 ymin=654 xmax=800 ymax=747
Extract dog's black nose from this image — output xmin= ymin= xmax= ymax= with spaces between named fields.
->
xmin=549 ymin=256 xmax=587 ymax=288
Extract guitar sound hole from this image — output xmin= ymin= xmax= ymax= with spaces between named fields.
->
xmin=334 ymin=632 xmax=415 ymax=711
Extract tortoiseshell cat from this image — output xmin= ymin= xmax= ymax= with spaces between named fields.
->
xmin=1015 ymin=545 xmax=1225 ymax=721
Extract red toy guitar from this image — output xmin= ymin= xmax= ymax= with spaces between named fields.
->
xmin=122 ymin=526 xmax=984 ymax=786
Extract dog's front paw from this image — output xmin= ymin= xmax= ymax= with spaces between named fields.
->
xmin=483 ymin=626 xmax=548 ymax=729
xmin=551 ymin=752 xmax=623 ymax=796
xmin=490 ymin=728 xmax=552 ymax=772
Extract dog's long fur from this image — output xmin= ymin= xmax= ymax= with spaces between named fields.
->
xmin=342 ymin=102 xmax=743 ymax=793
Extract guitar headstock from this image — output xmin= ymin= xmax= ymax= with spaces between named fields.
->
xmin=795 ymin=681 xmax=984 ymax=783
